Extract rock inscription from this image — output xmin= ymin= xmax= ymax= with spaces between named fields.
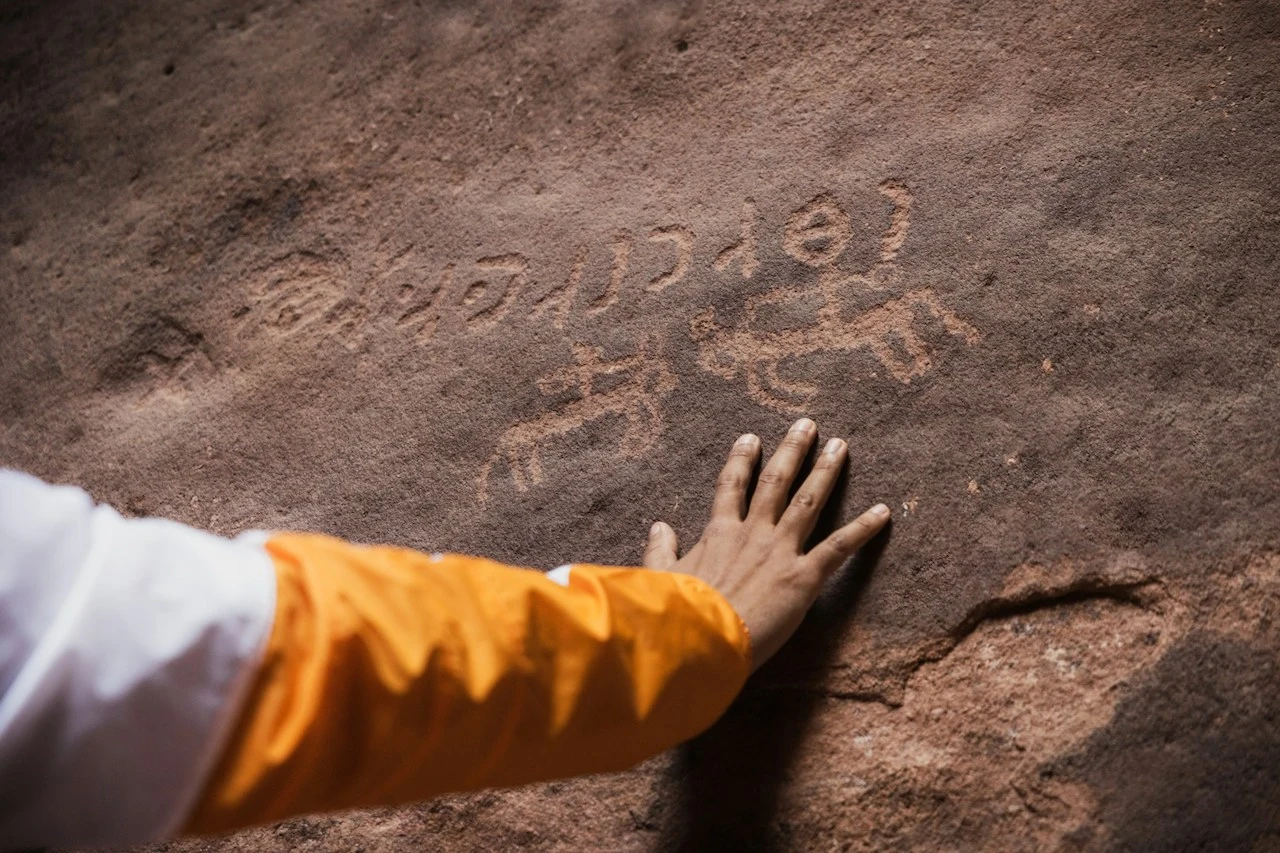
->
xmin=235 ymin=183 xmax=980 ymax=498
xmin=478 ymin=338 xmax=678 ymax=503
xmin=691 ymin=183 xmax=980 ymax=413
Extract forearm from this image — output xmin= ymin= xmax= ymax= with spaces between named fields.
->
xmin=183 ymin=533 xmax=751 ymax=834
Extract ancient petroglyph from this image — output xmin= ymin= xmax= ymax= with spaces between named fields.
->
xmin=783 ymin=180 xmax=912 ymax=290
xmin=239 ymin=252 xmax=365 ymax=348
xmin=463 ymin=254 xmax=529 ymax=330
xmin=524 ymin=224 xmax=692 ymax=328
xmin=435 ymin=181 xmax=980 ymax=492
xmin=713 ymin=201 xmax=759 ymax=279
xmin=478 ymin=338 xmax=678 ymax=502
xmin=249 ymin=255 xmax=343 ymax=332
xmin=783 ymin=192 xmax=853 ymax=267
xmin=691 ymin=182 xmax=980 ymax=413
xmin=691 ymin=288 xmax=980 ymax=412
xmin=586 ymin=233 xmax=632 ymax=315
xmin=238 ymin=182 xmax=963 ymax=380
xmin=531 ymin=246 xmax=588 ymax=331
xmin=226 ymin=184 xmax=979 ymax=486
xmin=396 ymin=262 xmax=453 ymax=344
xmin=647 ymin=226 xmax=694 ymax=293
xmin=369 ymin=206 xmax=742 ymax=346
xmin=876 ymin=181 xmax=913 ymax=264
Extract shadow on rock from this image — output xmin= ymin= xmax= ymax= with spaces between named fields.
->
xmin=653 ymin=461 xmax=891 ymax=852
xmin=1056 ymin=630 xmax=1280 ymax=852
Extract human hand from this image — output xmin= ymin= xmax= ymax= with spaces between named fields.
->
xmin=643 ymin=418 xmax=890 ymax=670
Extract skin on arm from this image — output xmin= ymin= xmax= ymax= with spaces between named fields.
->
xmin=644 ymin=417 xmax=891 ymax=668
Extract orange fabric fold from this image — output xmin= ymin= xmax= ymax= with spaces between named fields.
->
xmin=184 ymin=533 xmax=751 ymax=835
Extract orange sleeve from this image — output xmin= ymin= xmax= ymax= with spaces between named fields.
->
xmin=183 ymin=533 xmax=751 ymax=835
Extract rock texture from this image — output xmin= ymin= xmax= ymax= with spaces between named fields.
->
xmin=2 ymin=0 xmax=1278 ymax=849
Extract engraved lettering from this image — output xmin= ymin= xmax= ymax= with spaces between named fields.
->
xmin=531 ymin=246 xmax=587 ymax=330
xmin=713 ymin=201 xmax=759 ymax=279
xmin=478 ymin=337 xmax=678 ymax=502
xmin=239 ymin=252 xmax=365 ymax=349
xmin=783 ymin=193 xmax=853 ymax=268
xmin=396 ymin=262 xmax=454 ymax=344
xmin=691 ymin=183 xmax=980 ymax=412
xmin=464 ymin=253 xmax=529 ymax=331
xmin=587 ymin=232 xmax=632 ymax=315
xmin=647 ymin=225 xmax=694 ymax=293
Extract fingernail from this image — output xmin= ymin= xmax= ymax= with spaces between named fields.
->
xmin=650 ymin=521 xmax=665 ymax=536
xmin=824 ymin=437 xmax=845 ymax=456
xmin=791 ymin=417 xmax=815 ymax=434
xmin=871 ymin=503 xmax=890 ymax=517
xmin=736 ymin=433 xmax=759 ymax=447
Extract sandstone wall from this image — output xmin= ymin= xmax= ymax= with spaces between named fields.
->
xmin=2 ymin=0 xmax=1278 ymax=849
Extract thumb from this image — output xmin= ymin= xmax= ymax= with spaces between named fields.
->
xmin=642 ymin=521 xmax=678 ymax=570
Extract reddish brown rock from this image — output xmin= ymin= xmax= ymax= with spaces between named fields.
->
xmin=2 ymin=0 xmax=1277 ymax=849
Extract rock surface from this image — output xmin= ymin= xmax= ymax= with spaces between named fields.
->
xmin=2 ymin=0 xmax=1278 ymax=849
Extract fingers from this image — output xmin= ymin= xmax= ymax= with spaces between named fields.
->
xmin=747 ymin=418 xmax=816 ymax=525
xmin=711 ymin=433 xmax=760 ymax=521
xmin=803 ymin=503 xmax=891 ymax=580
xmin=777 ymin=437 xmax=847 ymax=544
xmin=643 ymin=521 xmax=679 ymax=570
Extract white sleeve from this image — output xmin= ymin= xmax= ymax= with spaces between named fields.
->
xmin=0 ymin=469 xmax=277 ymax=849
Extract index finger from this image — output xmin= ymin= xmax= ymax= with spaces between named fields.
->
xmin=711 ymin=433 xmax=761 ymax=520
xmin=802 ymin=503 xmax=891 ymax=579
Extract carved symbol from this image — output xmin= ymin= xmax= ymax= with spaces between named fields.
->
xmin=531 ymin=246 xmax=587 ymax=330
xmin=783 ymin=181 xmax=912 ymax=291
xmin=478 ymin=337 xmax=678 ymax=503
xmin=396 ymin=262 xmax=454 ymax=344
xmin=238 ymin=252 xmax=365 ymax=349
xmin=690 ymin=182 xmax=979 ymax=413
xmin=587 ymin=233 xmax=632 ymax=315
xmin=463 ymin=254 xmax=529 ymax=331
xmin=713 ymin=201 xmax=759 ymax=279
xmin=783 ymin=193 xmax=853 ymax=268
xmin=647 ymin=225 xmax=693 ymax=293
xmin=876 ymin=181 xmax=912 ymax=266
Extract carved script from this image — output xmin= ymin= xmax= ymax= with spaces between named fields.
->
xmin=690 ymin=182 xmax=980 ymax=413
xmin=233 ymin=183 xmax=981 ymax=495
xmin=478 ymin=338 xmax=678 ymax=502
